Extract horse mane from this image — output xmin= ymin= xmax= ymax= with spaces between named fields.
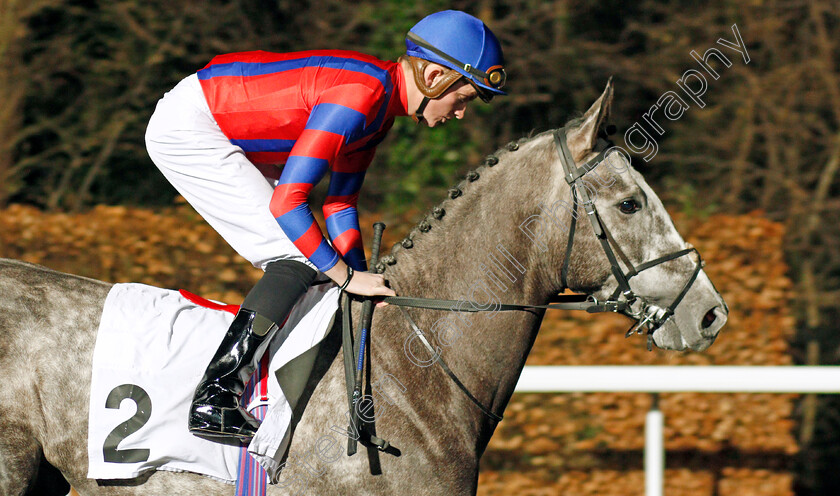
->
xmin=379 ymin=128 xmax=556 ymax=271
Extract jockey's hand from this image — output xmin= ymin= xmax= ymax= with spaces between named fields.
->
xmin=324 ymin=262 xmax=395 ymax=307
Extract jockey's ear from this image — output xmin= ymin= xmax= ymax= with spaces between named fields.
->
xmin=424 ymin=63 xmax=447 ymax=88
xmin=423 ymin=62 xmax=460 ymax=90
xmin=567 ymin=77 xmax=614 ymax=163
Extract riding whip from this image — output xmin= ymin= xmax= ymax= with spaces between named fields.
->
xmin=347 ymin=221 xmax=385 ymax=455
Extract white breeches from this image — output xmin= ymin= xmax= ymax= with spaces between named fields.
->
xmin=144 ymin=74 xmax=316 ymax=272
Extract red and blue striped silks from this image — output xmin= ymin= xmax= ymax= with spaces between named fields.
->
xmin=198 ymin=50 xmax=408 ymax=272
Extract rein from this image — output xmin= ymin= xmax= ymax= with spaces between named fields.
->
xmin=342 ymin=126 xmax=704 ymax=440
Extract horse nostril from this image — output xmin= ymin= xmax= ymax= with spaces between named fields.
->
xmin=701 ymin=308 xmax=717 ymax=329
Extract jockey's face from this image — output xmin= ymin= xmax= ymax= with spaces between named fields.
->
xmin=422 ymin=79 xmax=478 ymax=128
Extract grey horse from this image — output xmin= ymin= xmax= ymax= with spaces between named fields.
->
xmin=0 ymin=81 xmax=727 ymax=495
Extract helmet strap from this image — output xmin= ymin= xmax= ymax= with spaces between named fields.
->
xmin=414 ymin=96 xmax=431 ymax=123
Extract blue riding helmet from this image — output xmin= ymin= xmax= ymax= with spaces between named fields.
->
xmin=406 ymin=10 xmax=506 ymax=102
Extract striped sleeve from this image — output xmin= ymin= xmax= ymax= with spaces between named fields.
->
xmin=268 ymin=86 xmax=383 ymax=272
xmin=323 ymin=149 xmax=375 ymax=271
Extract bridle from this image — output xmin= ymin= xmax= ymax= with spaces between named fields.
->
xmin=344 ymin=127 xmax=706 ymax=437
xmin=553 ymin=127 xmax=704 ymax=350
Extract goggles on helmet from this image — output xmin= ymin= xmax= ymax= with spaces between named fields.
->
xmin=406 ymin=31 xmax=506 ymax=103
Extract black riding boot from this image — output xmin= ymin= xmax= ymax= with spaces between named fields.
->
xmin=188 ymin=259 xmax=317 ymax=441
xmin=188 ymin=308 xmax=278 ymax=441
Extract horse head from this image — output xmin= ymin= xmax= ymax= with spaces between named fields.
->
xmin=543 ymin=79 xmax=728 ymax=351
xmin=384 ymin=79 xmax=726 ymax=354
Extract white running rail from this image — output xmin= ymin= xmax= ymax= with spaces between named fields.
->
xmin=514 ymin=366 xmax=840 ymax=496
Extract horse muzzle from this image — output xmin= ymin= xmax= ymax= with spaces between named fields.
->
xmin=650 ymin=301 xmax=728 ymax=351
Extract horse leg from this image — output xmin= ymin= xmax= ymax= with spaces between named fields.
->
xmin=0 ymin=422 xmax=41 ymax=496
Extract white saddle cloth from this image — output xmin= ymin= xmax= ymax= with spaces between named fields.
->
xmin=86 ymin=280 xmax=340 ymax=483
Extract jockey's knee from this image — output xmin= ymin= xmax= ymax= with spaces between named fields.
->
xmin=242 ymin=260 xmax=317 ymax=325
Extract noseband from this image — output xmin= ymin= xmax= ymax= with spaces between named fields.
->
xmin=553 ymin=127 xmax=704 ymax=349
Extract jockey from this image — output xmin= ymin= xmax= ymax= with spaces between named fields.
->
xmin=145 ymin=10 xmax=506 ymax=442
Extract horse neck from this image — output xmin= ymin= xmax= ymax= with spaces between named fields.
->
xmin=380 ymin=134 xmax=564 ymax=437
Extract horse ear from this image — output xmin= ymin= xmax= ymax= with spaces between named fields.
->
xmin=566 ymin=77 xmax=614 ymax=162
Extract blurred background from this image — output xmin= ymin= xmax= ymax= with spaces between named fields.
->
xmin=0 ymin=0 xmax=838 ymax=494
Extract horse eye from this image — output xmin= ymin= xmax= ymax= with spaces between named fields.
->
xmin=618 ymin=199 xmax=640 ymax=214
